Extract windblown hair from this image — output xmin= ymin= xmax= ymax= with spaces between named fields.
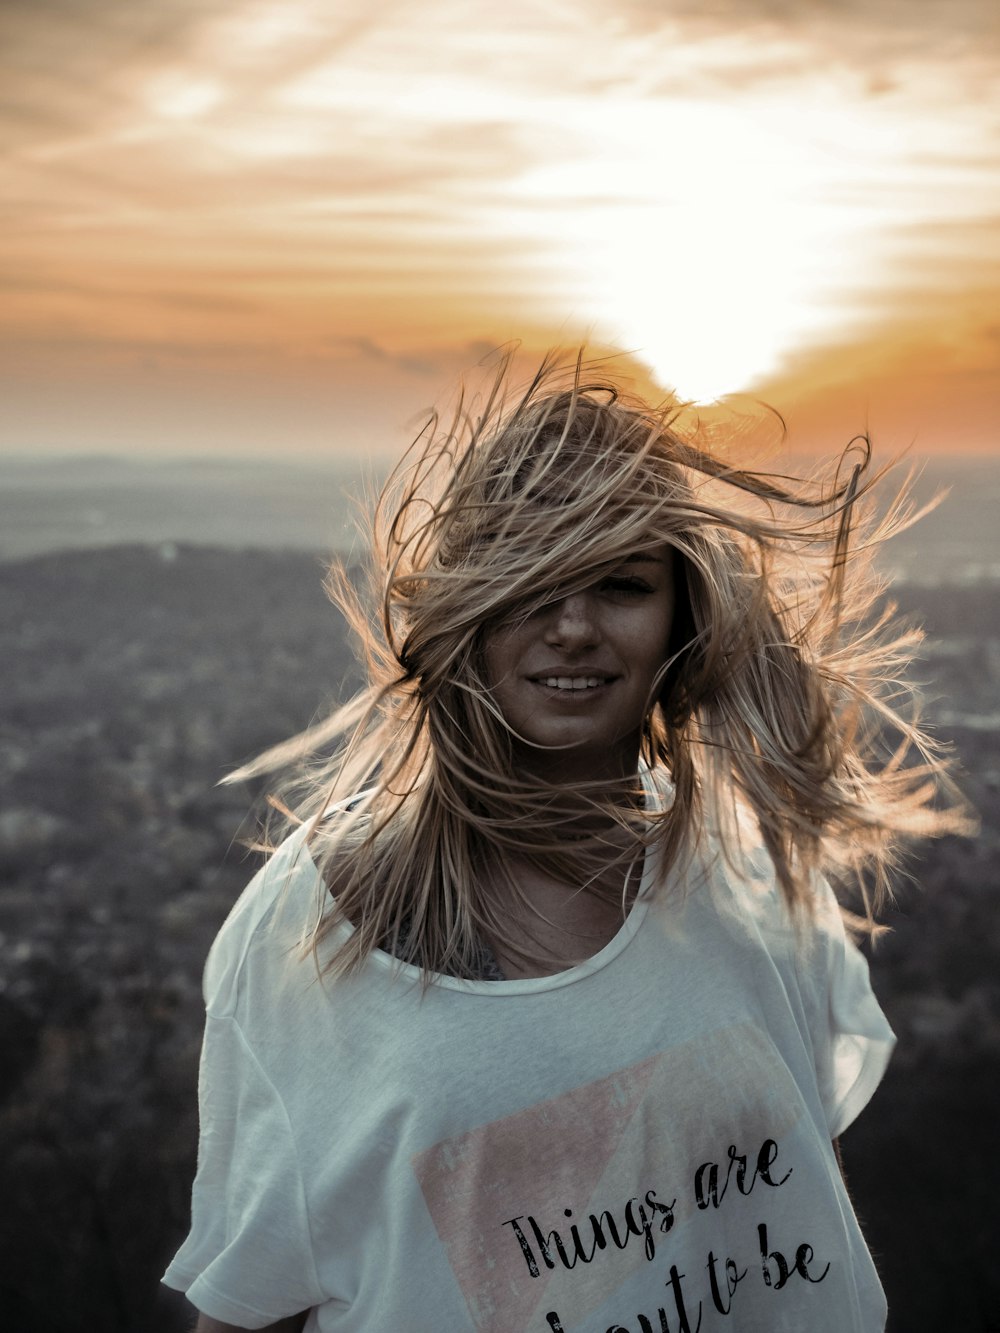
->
xmin=232 ymin=349 xmax=968 ymax=981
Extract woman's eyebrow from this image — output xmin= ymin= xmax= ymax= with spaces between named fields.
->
xmin=622 ymin=553 xmax=667 ymax=565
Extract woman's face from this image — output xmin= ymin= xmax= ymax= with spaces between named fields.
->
xmin=482 ymin=543 xmax=676 ymax=784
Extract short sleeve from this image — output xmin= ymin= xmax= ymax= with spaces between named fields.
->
xmin=808 ymin=883 xmax=896 ymax=1140
xmin=162 ymin=1014 xmax=326 ymax=1327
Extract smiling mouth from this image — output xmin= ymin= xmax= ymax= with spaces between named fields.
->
xmin=532 ymin=675 xmax=613 ymax=691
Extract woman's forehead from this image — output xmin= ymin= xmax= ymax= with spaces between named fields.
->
xmin=478 ymin=543 xmax=675 ymax=619
xmin=619 ymin=546 xmax=673 ymax=566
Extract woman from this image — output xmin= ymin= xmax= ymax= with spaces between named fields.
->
xmin=163 ymin=350 xmax=965 ymax=1332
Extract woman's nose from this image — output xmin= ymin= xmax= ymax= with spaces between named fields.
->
xmin=543 ymin=592 xmax=600 ymax=650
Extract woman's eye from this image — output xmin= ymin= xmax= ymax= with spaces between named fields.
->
xmin=601 ymin=575 xmax=653 ymax=598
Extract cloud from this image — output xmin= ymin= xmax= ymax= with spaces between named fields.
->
xmin=1 ymin=1 xmax=210 ymax=137
xmin=601 ymin=0 xmax=1000 ymax=110
xmin=615 ymin=0 xmax=998 ymax=46
xmin=329 ymin=337 xmax=438 ymax=377
xmin=0 ymin=330 xmax=262 ymax=360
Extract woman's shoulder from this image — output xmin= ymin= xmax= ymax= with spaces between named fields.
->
xmin=202 ymin=820 xmax=323 ymax=1016
xmin=692 ymin=799 xmax=846 ymax=951
xmin=202 ymin=791 xmax=376 ymax=1014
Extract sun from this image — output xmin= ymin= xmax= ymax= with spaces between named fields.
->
xmin=505 ymin=90 xmax=888 ymax=404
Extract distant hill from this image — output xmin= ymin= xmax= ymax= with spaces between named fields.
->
xmin=3 ymin=454 xmax=1000 ymax=583
xmin=0 ymin=454 xmax=382 ymax=561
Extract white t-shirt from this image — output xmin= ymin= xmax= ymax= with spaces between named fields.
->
xmin=163 ymin=804 xmax=894 ymax=1332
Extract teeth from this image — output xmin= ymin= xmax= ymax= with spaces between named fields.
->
xmin=541 ymin=676 xmax=605 ymax=690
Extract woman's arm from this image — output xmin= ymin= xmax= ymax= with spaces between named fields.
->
xmin=194 ymin=1314 xmax=308 ymax=1333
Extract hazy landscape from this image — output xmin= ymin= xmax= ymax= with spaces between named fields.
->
xmin=0 ymin=457 xmax=998 ymax=1330
xmin=0 ymin=454 xmax=378 ymax=564
xmin=5 ymin=453 xmax=1000 ymax=583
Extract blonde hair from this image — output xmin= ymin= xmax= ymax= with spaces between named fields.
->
xmin=233 ymin=349 xmax=969 ymax=981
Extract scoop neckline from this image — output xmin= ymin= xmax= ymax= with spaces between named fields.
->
xmin=300 ymin=768 xmax=666 ymax=996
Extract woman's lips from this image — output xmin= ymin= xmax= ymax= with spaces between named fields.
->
xmin=530 ymin=674 xmax=615 ymax=691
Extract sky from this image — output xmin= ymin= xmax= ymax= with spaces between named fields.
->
xmin=3 ymin=0 xmax=999 ymax=460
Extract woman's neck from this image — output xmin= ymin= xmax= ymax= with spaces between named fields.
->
xmin=485 ymin=850 xmax=642 ymax=980
xmin=509 ymin=735 xmax=643 ymax=790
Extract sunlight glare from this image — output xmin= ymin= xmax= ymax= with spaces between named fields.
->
xmin=506 ymin=91 xmax=903 ymax=402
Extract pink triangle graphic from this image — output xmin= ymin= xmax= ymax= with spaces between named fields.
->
xmin=411 ymin=1025 xmax=803 ymax=1332
xmin=411 ymin=1051 xmax=665 ymax=1333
